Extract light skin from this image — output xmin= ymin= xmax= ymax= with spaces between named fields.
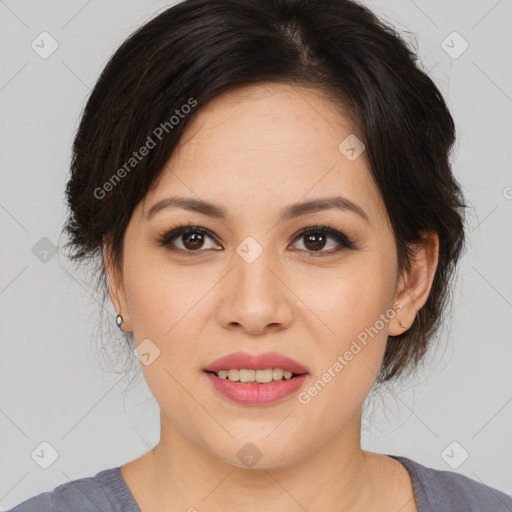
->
xmin=104 ymin=82 xmax=439 ymax=512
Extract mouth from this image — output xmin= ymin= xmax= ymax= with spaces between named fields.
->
xmin=202 ymin=352 xmax=309 ymax=405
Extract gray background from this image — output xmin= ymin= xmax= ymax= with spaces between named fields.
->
xmin=1 ymin=0 xmax=511 ymax=509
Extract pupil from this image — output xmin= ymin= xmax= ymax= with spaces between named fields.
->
xmin=184 ymin=232 xmax=203 ymax=249
xmin=305 ymin=233 xmax=325 ymax=251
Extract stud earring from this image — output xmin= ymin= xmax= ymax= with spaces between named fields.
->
xmin=116 ymin=313 xmax=124 ymax=331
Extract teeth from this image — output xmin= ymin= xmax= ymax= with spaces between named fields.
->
xmin=227 ymin=369 xmax=239 ymax=381
xmin=273 ymin=368 xmax=284 ymax=380
xmin=239 ymin=369 xmax=256 ymax=383
xmin=214 ymin=368 xmax=297 ymax=383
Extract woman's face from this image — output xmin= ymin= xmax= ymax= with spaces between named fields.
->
xmin=106 ymin=83 xmax=425 ymax=468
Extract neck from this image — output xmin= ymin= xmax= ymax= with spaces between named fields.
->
xmin=139 ymin=408 xmax=379 ymax=511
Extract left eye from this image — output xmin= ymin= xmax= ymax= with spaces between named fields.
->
xmin=290 ymin=225 xmax=355 ymax=255
xmin=157 ymin=224 xmax=354 ymax=256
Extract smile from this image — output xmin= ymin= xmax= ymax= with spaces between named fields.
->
xmin=209 ymin=368 xmax=298 ymax=383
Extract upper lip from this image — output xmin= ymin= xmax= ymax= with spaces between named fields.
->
xmin=203 ymin=352 xmax=309 ymax=374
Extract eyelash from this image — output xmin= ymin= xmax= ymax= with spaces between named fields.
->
xmin=156 ymin=221 xmax=355 ymax=257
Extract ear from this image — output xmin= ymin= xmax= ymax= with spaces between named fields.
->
xmin=103 ymin=237 xmax=133 ymax=333
xmin=388 ymin=231 xmax=439 ymax=336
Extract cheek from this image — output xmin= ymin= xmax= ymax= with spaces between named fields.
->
xmin=294 ymin=276 xmax=391 ymax=421
xmin=296 ymin=254 xmax=396 ymax=398
xmin=124 ymin=259 xmax=213 ymax=422
xmin=123 ymin=255 xmax=220 ymax=404
xmin=124 ymin=254 xmax=210 ymax=342
xmin=301 ymin=256 xmax=395 ymax=343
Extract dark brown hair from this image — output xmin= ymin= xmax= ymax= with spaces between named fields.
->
xmin=62 ymin=0 xmax=467 ymax=383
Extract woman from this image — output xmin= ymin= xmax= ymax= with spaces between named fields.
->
xmin=9 ymin=0 xmax=512 ymax=510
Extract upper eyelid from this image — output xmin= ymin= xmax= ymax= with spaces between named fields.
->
xmin=162 ymin=224 xmax=341 ymax=241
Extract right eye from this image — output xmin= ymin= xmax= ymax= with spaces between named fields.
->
xmin=157 ymin=224 xmax=222 ymax=254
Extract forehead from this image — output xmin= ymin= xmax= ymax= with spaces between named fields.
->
xmin=140 ymin=83 xmax=387 ymax=230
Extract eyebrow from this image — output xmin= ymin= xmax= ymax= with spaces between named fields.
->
xmin=145 ymin=195 xmax=369 ymax=224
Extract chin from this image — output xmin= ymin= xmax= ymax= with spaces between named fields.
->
xmin=204 ymin=434 xmax=306 ymax=471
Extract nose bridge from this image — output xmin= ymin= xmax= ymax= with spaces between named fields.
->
xmin=217 ymin=234 xmax=292 ymax=332
xmin=233 ymin=235 xmax=280 ymax=303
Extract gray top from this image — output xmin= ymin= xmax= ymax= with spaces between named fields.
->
xmin=8 ymin=455 xmax=512 ymax=511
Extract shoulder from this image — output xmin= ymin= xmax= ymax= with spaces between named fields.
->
xmin=392 ymin=455 xmax=512 ymax=512
xmin=7 ymin=467 xmax=137 ymax=512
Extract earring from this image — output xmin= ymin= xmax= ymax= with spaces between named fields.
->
xmin=116 ymin=313 xmax=124 ymax=331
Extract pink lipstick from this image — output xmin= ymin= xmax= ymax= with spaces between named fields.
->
xmin=203 ymin=352 xmax=309 ymax=406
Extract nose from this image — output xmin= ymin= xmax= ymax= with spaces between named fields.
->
xmin=216 ymin=246 xmax=293 ymax=335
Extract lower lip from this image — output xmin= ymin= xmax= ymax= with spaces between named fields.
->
xmin=204 ymin=372 xmax=308 ymax=405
